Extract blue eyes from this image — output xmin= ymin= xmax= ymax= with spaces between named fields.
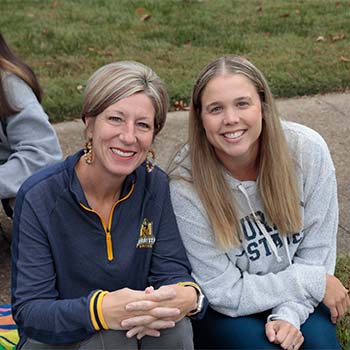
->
xmin=137 ymin=122 xmax=150 ymax=129
xmin=210 ymin=106 xmax=223 ymax=113
xmin=108 ymin=116 xmax=122 ymax=122
xmin=107 ymin=116 xmax=151 ymax=130
xmin=209 ymin=101 xmax=249 ymax=114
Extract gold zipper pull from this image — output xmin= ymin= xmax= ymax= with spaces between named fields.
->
xmin=106 ymin=229 xmax=114 ymax=261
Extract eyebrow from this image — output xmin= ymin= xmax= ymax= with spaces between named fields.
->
xmin=205 ymin=96 xmax=252 ymax=107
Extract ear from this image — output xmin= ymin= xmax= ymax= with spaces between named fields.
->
xmin=84 ymin=115 xmax=95 ymax=139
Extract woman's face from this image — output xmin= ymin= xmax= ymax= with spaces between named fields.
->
xmin=201 ymin=73 xmax=263 ymax=172
xmin=85 ymin=92 xmax=155 ymax=179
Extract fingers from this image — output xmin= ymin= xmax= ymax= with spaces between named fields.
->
xmin=136 ymin=328 xmax=161 ymax=340
xmin=126 ymin=326 xmax=160 ymax=339
xmin=143 ymin=319 xmax=176 ymax=330
xmin=265 ymin=322 xmax=277 ymax=343
xmin=145 ymin=286 xmax=154 ymax=294
xmin=144 ymin=286 xmax=177 ymax=302
xmin=279 ymin=327 xmax=303 ymax=350
xmin=121 ymin=315 xmax=156 ymax=328
xmin=324 ymin=274 xmax=350 ymax=322
xmin=329 ymin=306 xmax=339 ymax=324
xmin=126 ymin=301 xmax=181 ymax=318
xmin=126 ymin=300 xmax=157 ymax=312
xmin=266 ymin=320 xmax=304 ymax=350
xmin=121 ymin=314 xmax=176 ymax=328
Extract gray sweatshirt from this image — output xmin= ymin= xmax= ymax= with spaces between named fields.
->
xmin=0 ymin=73 xmax=62 ymax=199
xmin=170 ymin=121 xmax=338 ymax=329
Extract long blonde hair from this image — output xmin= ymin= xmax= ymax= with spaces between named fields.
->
xmin=175 ymin=56 xmax=301 ymax=248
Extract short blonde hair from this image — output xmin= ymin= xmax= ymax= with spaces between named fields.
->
xmin=81 ymin=61 xmax=168 ymax=137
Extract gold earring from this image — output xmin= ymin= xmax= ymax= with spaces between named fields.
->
xmin=145 ymin=149 xmax=155 ymax=173
xmin=83 ymin=140 xmax=93 ymax=165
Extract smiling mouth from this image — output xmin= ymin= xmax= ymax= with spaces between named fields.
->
xmin=111 ymin=148 xmax=136 ymax=157
xmin=223 ymin=130 xmax=245 ymax=139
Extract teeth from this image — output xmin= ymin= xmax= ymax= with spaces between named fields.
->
xmin=224 ymin=130 xmax=244 ymax=139
xmin=111 ymin=148 xmax=134 ymax=157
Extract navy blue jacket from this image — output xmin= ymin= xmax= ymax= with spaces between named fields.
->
xmin=12 ymin=150 xmax=198 ymax=346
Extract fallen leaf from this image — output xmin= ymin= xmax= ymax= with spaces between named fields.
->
xmin=174 ymin=100 xmax=189 ymax=111
xmin=135 ymin=7 xmax=146 ymax=14
xmin=264 ymin=32 xmax=271 ymax=37
xmin=335 ymin=1 xmax=341 ymax=7
xmin=279 ymin=13 xmax=290 ymax=18
xmin=140 ymin=14 xmax=151 ymax=22
xmin=315 ymin=36 xmax=326 ymax=42
xmin=340 ymin=56 xmax=350 ymax=62
xmin=43 ymin=27 xmax=49 ymax=35
xmin=184 ymin=40 xmax=191 ymax=48
xmin=76 ymin=84 xmax=84 ymax=92
xmin=256 ymin=6 xmax=263 ymax=12
xmin=332 ymin=33 xmax=345 ymax=41
xmin=105 ymin=51 xmax=113 ymax=57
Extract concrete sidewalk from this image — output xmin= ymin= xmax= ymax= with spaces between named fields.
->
xmin=1 ymin=92 xmax=349 ymax=303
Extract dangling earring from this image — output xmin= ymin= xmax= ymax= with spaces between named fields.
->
xmin=145 ymin=149 xmax=155 ymax=173
xmin=83 ymin=140 xmax=93 ymax=165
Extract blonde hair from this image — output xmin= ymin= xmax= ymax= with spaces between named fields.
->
xmin=176 ymin=55 xmax=301 ymax=248
xmin=81 ymin=60 xmax=168 ymax=138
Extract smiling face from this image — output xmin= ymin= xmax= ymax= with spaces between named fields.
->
xmin=201 ymin=73 xmax=263 ymax=177
xmin=85 ymin=92 xmax=155 ymax=181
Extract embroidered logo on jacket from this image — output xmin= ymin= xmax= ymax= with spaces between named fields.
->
xmin=136 ymin=218 xmax=156 ymax=248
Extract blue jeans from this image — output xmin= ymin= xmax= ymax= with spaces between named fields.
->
xmin=192 ymin=304 xmax=341 ymax=349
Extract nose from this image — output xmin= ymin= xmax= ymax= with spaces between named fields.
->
xmin=119 ymin=123 xmax=137 ymax=144
xmin=223 ymin=108 xmax=240 ymax=125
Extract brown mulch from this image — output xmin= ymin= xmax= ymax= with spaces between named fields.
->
xmin=0 ymin=213 xmax=12 ymax=304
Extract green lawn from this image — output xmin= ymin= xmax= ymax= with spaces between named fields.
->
xmin=1 ymin=0 xmax=350 ymax=122
xmin=335 ymin=255 xmax=350 ymax=349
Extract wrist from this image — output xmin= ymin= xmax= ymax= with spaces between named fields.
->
xmin=177 ymin=281 xmax=204 ymax=316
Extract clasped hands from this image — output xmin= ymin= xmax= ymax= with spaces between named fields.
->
xmin=101 ymin=284 xmax=197 ymax=340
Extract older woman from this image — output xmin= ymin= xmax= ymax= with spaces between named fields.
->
xmin=169 ymin=56 xmax=349 ymax=349
xmin=11 ymin=61 xmax=204 ymax=350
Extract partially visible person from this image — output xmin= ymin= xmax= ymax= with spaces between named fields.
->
xmin=0 ymin=32 xmax=62 ymax=218
xmin=169 ymin=55 xmax=350 ymax=349
xmin=12 ymin=60 xmax=204 ymax=350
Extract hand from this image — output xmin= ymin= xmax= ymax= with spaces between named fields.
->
xmin=122 ymin=284 xmax=197 ymax=338
xmin=323 ymin=274 xmax=350 ymax=323
xmin=101 ymin=288 xmax=145 ymax=330
xmin=125 ymin=284 xmax=197 ymax=322
xmin=265 ymin=320 xmax=304 ymax=350
xmin=102 ymin=287 xmax=175 ymax=330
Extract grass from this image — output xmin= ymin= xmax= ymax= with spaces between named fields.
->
xmin=1 ymin=0 xmax=350 ymax=122
xmin=335 ymin=255 xmax=350 ymax=349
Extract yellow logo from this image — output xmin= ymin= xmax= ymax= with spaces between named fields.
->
xmin=136 ymin=218 xmax=156 ymax=248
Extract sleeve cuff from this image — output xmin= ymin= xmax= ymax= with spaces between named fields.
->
xmin=89 ymin=290 xmax=109 ymax=331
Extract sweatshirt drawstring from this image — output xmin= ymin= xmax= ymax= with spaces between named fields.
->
xmin=238 ymin=184 xmax=284 ymax=263
xmin=283 ymin=236 xmax=292 ymax=265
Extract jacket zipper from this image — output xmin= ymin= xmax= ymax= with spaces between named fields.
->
xmin=80 ymin=183 xmax=134 ymax=261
